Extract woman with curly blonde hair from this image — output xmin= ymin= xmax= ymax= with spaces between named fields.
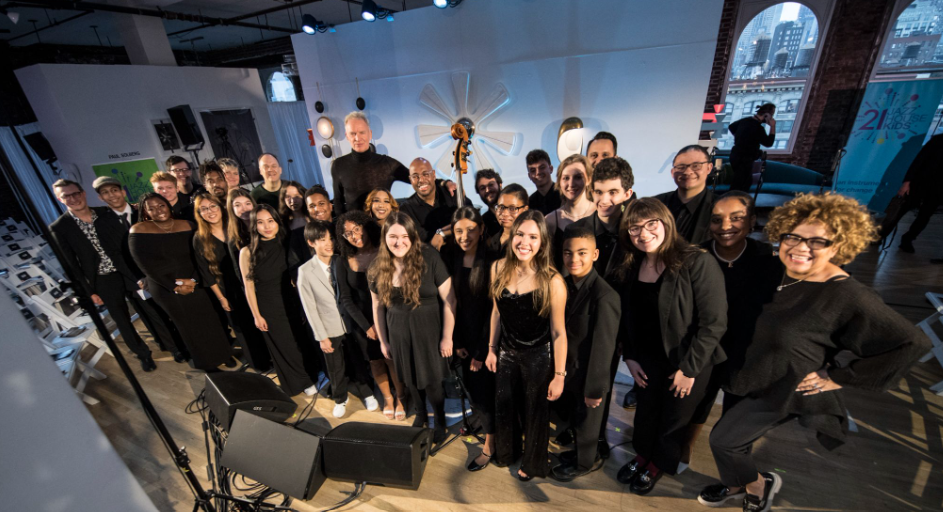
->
xmin=698 ymin=192 xmax=930 ymax=512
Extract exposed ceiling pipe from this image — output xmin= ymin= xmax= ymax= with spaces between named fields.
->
xmin=167 ymin=0 xmax=325 ymax=37
xmin=4 ymin=10 xmax=91 ymax=42
xmin=5 ymin=0 xmax=298 ymax=33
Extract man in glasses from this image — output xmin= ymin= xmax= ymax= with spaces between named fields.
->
xmin=526 ymin=149 xmax=561 ymax=215
xmin=656 ymin=146 xmax=716 ymax=245
xmin=251 ymin=153 xmax=286 ymax=209
xmin=400 ymin=158 xmax=468 ymax=250
xmin=165 ymin=156 xmax=205 ymax=204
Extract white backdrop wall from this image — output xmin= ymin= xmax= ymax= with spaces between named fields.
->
xmin=15 ymin=64 xmax=279 ymax=206
xmin=292 ymin=0 xmax=724 ymax=202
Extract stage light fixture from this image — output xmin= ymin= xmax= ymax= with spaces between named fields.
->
xmin=433 ymin=0 xmax=447 ymax=8
xmin=1 ymin=8 xmax=19 ymax=24
xmin=302 ymin=14 xmax=317 ymax=34
xmin=387 ymin=13 xmax=394 ymax=22
xmin=362 ymin=0 xmax=377 ymax=22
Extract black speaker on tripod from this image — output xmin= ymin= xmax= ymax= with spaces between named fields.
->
xmin=167 ymin=105 xmax=205 ymax=148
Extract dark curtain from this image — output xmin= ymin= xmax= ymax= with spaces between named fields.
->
xmin=200 ymin=109 xmax=263 ymax=183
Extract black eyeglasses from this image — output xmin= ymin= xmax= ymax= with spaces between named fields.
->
xmin=495 ymin=205 xmax=524 ymax=214
xmin=672 ymin=162 xmax=710 ymax=173
xmin=779 ymin=233 xmax=834 ymax=250
xmin=627 ymin=219 xmax=662 ymax=236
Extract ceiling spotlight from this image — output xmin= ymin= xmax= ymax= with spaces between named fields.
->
xmin=301 ymin=14 xmax=317 ymax=34
xmin=433 ymin=0 xmax=447 ymax=7
xmin=362 ymin=0 xmax=377 ymax=22
xmin=386 ymin=13 xmax=394 ymax=22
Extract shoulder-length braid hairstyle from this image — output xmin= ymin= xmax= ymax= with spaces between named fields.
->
xmin=138 ymin=192 xmax=174 ymax=221
xmin=489 ymin=209 xmax=556 ymax=317
xmin=367 ymin=212 xmax=426 ymax=309
xmin=226 ymin=188 xmax=256 ymax=250
xmin=246 ymin=204 xmax=284 ymax=282
xmin=193 ymin=193 xmax=228 ymax=280
xmin=450 ymin=206 xmax=490 ymax=302
xmin=277 ymin=180 xmax=307 ymax=226
xmin=614 ymin=197 xmax=702 ymax=281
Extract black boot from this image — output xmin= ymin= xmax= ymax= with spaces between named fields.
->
xmin=900 ymin=235 xmax=916 ymax=253
xmin=140 ymin=354 xmax=157 ymax=372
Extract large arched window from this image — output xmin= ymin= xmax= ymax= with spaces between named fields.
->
xmin=718 ymin=2 xmax=826 ymax=152
xmin=878 ymin=0 xmax=943 ymax=73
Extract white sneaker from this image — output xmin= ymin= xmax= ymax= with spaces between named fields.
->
xmin=333 ymin=400 xmax=348 ymax=418
xmin=304 ymin=384 xmax=318 ymax=396
xmin=363 ymin=395 xmax=379 ymax=412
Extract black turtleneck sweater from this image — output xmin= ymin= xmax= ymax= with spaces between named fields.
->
xmin=330 ymin=150 xmax=410 ymax=215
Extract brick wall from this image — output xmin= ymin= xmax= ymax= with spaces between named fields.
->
xmin=701 ymin=0 xmax=741 ymax=140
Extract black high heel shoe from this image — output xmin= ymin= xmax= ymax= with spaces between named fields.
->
xmin=467 ymin=451 xmax=492 ymax=472
xmin=517 ymin=471 xmax=533 ymax=482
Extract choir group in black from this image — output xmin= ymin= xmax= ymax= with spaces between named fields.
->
xmin=50 ymin=111 xmax=930 ymax=512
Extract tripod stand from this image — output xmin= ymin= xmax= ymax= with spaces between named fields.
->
xmin=0 ymin=147 xmax=218 ymax=511
xmin=215 ymin=128 xmax=253 ymax=189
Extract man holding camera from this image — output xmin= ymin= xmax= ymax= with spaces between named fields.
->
xmin=727 ymin=103 xmax=776 ymax=192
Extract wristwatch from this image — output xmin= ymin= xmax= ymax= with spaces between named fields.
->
xmin=435 ymin=228 xmax=445 ymax=238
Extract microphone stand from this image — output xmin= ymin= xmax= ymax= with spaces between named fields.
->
xmin=0 ymin=150 xmax=218 ymax=511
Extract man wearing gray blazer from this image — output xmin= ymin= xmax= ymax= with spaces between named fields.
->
xmin=297 ymin=221 xmax=377 ymax=418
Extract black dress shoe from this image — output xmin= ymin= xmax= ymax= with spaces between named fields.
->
xmin=742 ymin=472 xmax=782 ymax=512
xmin=597 ymin=438 xmax=611 ymax=460
xmin=629 ymin=469 xmax=661 ymax=495
xmin=557 ymin=450 xmax=576 ymax=464
xmin=622 ymin=390 xmax=637 ymax=409
xmin=467 ymin=451 xmax=492 ymax=472
xmin=224 ymin=358 xmax=238 ymax=368
xmin=517 ymin=472 xmax=533 ymax=482
xmin=172 ymin=351 xmax=188 ymax=363
xmin=551 ymin=456 xmax=604 ymax=482
xmin=900 ymin=237 xmax=916 ymax=253
xmin=617 ymin=459 xmax=644 ymax=484
xmin=140 ymin=355 xmax=157 ymax=372
xmin=555 ymin=427 xmax=575 ymax=446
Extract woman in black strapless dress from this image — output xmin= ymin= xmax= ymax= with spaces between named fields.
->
xmin=129 ymin=193 xmax=233 ymax=371
xmin=239 ymin=204 xmax=318 ymax=397
xmin=485 ymin=210 xmax=568 ymax=481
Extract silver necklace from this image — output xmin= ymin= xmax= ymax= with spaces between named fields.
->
xmin=777 ymin=272 xmax=806 ymax=292
xmin=713 ymin=240 xmax=747 ymax=268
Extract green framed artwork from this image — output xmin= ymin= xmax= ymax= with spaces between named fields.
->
xmin=92 ymin=158 xmax=159 ymax=203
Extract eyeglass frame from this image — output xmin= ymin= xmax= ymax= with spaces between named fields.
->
xmin=671 ymin=161 xmax=710 ymax=173
xmin=779 ymin=233 xmax=834 ymax=250
xmin=627 ymin=219 xmax=663 ymax=236
xmin=495 ymin=204 xmax=525 ymax=215
xmin=408 ymin=171 xmax=436 ymax=182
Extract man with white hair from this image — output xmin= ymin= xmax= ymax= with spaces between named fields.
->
xmin=330 ymin=112 xmax=455 ymax=214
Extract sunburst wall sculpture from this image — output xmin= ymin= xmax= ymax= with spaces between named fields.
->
xmin=416 ymin=72 xmax=517 ymax=179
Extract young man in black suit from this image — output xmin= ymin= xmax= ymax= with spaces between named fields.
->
xmin=551 ymin=224 xmax=621 ymax=482
xmin=50 ymin=179 xmax=163 ymax=371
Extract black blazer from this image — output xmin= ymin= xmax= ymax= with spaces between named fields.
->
xmin=654 ymin=189 xmax=715 ymax=245
xmin=49 ymin=207 xmax=141 ymax=296
xmin=619 ymin=250 xmax=727 ymax=377
xmin=564 ymin=268 xmax=621 ymax=399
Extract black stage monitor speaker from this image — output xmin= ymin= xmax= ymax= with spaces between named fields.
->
xmin=204 ymin=372 xmax=297 ymax=431
xmin=167 ymin=104 xmax=205 ymax=147
xmin=321 ymin=422 xmax=432 ymax=489
xmin=220 ymin=410 xmax=326 ymax=500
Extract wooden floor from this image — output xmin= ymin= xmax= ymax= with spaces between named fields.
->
xmin=82 ymin=213 xmax=943 ymax=511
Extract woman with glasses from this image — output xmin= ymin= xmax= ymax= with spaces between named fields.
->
xmin=129 ymin=193 xmax=234 ymax=371
xmin=698 ymin=193 xmax=928 ymax=511
xmin=369 ymin=212 xmax=457 ymax=445
xmin=239 ymin=204 xmax=319 ymax=397
xmin=364 ymin=188 xmax=398 ymax=228
xmin=487 ymin=184 xmax=529 ymax=259
xmin=613 ymin=198 xmax=727 ymax=495
xmin=335 ymin=211 xmax=401 ymax=419
xmin=485 ymin=209 xmax=568 ymax=481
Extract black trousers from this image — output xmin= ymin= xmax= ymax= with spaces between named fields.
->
xmin=133 ymin=294 xmax=186 ymax=356
xmin=462 ymin=355 xmax=496 ymax=434
xmin=495 ymin=344 xmax=552 ymax=477
xmin=729 ymin=156 xmax=756 ymax=192
xmin=410 ymin=382 xmax=446 ymax=430
xmin=564 ymin=388 xmax=608 ymax=471
xmin=95 ymin=272 xmax=153 ymax=359
xmin=633 ymin=356 xmax=713 ymax=475
xmin=890 ymin=193 xmax=943 ymax=242
xmin=709 ymin=395 xmax=796 ymax=487
xmin=323 ymin=335 xmax=373 ymax=404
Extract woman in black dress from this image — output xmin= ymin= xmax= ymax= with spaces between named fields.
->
xmin=336 ymin=211 xmax=400 ymax=419
xmin=444 ymin=206 xmax=497 ymax=472
xmin=614 ymin=198 xmax=727 ymax=495
xmin=698 ymin=193 xmax=930 ymax=511
xmin=369 ymin=212 xmax=456 ymax=444
xmin=485 ymin=210 xmax=568 ymax=481
xmin=129 ymin=193 xmax=233 ymax=371
xmin=192 ymin=193 xmax=270 ymax=372
xmin=239 ymin=204 xmax=319 ymax=397
xmin=279 ymin=181 xmax=311 ymax=265
xmin=682 ymin=191 xmax=781 ymax=465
